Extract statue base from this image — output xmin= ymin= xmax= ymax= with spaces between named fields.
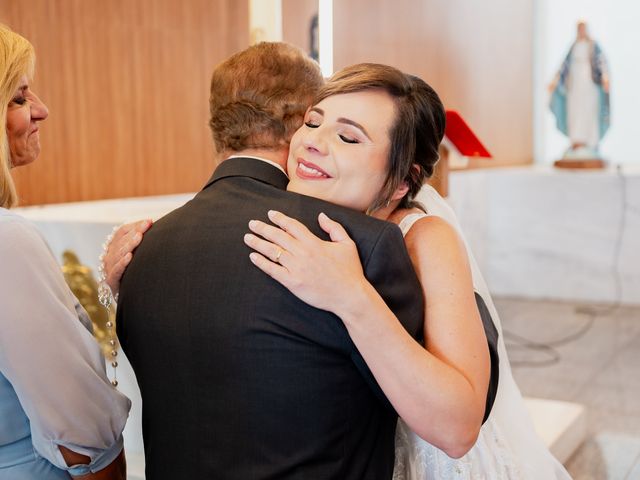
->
xmin=554 ymin=158 xmax=607 ymax=169
xmin=555 ymin=145 xmax=606 ymax=169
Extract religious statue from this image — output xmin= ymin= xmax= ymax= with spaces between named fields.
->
xmin=549 ymin=21 xmax=610 ymax=165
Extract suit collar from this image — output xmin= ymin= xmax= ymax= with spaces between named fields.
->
xmin=203 ymin=157 xmax=289 ymax=191
xmin=227 ymin=155 xmax=287 ymax=175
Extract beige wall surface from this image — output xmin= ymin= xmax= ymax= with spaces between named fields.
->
xmin=333 ymin=0 xmax=534 ymax=168
xmin=1 ymin=0 xmax=249 ymax=205
xmin=2 ymin=1 xmax=532 ymax=205
xmin=282 ymin=0 xmax=318 ymax=57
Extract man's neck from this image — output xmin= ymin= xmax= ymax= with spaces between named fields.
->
xmin=217 ymin=148 xmax=289 ymax=170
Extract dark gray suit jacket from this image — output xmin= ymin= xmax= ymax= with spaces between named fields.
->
xmin=117 ymin=158 xmax=429 ymax=479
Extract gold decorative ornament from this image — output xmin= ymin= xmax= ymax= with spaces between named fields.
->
xmin=61 ymin=250 xmax=119 ymax=386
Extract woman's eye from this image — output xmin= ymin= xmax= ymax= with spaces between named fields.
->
xmin=305 ymin=121 xmax=319 ymax=128
xmin=339 ymin=135 xmax=359 ymax=144
xmin=11 ymin=96 xmax=27 ymax=106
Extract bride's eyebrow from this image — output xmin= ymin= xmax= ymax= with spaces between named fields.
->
xmin=311 ymin=106 xmax=371 ymax=140
xmin=337 ymin=117 xmax=371 ymax=140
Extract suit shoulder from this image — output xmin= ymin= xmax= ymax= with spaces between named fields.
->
xmin=286 ymin=191 xmax=392 ymax=231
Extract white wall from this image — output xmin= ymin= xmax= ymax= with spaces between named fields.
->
xmin=250 ymin=0 xmax=282 ymax=43
xmin=534 ymin=0 xmax=640 ymax=164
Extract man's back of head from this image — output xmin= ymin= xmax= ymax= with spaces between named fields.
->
xmin=209 ymin=42 xmax=324 ymax=162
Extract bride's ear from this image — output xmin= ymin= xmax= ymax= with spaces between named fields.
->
xmin=390 ymin=163 xmax=419 ymax=202
xmin=390 ymin=181 xmax=409 ymax=202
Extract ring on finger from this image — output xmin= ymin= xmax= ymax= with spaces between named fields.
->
xmin=275 ymin=248 xmax=284 ymax=263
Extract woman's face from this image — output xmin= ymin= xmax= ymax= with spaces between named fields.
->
xmin=286 ymin=89 xmax=395 ymax=212
xmin=6 ymin=75 xmax=49 ymax=167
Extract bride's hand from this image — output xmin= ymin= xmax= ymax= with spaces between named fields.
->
xmin=244 ymin=210 xmax=369 ymax=314
xmin=103 ymin=219 xmax=153 ymax=297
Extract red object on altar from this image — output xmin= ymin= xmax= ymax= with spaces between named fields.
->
xmin=444 ymin=110 xmax=492 ymax=158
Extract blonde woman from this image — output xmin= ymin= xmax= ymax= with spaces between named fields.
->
xmin=0 ymin=25 xmax=130 ymax=479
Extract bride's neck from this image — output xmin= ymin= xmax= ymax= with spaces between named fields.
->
xmin=371 ymin=201 xmax=404 ymax=222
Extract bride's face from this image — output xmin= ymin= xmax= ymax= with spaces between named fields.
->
xmin=286 ymin=90 xmax=395 ymax=212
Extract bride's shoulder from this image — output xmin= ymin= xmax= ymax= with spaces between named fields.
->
xmin=393 ymin=208 xmax=464 ymax=258
xmin=392 ymin=208 xmax=456 ymax=237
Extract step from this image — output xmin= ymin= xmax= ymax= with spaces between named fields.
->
xmin=524 ymin=396 xmax=587 ymax=464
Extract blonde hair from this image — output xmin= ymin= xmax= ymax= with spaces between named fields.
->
xmin=0 ymin=24 xmax=35 ymax=208
xmin=209 ymin=42 xmax=323 ymax=155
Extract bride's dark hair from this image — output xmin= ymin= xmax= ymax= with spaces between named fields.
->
xmin=315 ymin=64 xmax=445 ymax=212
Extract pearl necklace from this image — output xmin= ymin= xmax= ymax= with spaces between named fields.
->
xmin=98 ymin=225 xmax=121 ymax=387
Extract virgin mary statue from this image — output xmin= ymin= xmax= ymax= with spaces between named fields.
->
xmin=549 ymin=21 xmax=610 ymax=160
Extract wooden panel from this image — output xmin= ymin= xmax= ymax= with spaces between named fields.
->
xmin=0 ymin=0 xmax=249 ymax=205
xmin=333 ymin=0 xmax=533 ymax=168
xmin=282 ymin=0 xmax=318 ymax=57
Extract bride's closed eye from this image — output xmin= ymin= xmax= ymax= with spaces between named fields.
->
xmin=339 ymin=134 xmax=359 ymax=144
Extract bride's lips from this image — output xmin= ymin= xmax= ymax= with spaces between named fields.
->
xmin=295 ymin=158 xmax=332 ymax=179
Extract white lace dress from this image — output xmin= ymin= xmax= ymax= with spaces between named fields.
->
xmin=392 ymin=186 xmax=572 ymax=480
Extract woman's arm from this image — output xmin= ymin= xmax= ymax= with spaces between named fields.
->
xmin=59 ymin=447 xmax=125 ymax=480
xmin=0 ymin=216 xmax=131 ymax=475
xmin=245 ymin=210 xmax=490 ymax=458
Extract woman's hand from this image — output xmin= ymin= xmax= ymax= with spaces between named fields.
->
xmin=244 ymin=210 xmax=368 ymax=315
xmin=103 ymin=220 xmax=153 ymax=297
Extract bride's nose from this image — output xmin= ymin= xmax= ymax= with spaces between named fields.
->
xmin=303 ymin=129 xmax=328 ymax=155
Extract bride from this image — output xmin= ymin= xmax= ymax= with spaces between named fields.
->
xmin=106 ymin=63 xmax=571 ymax=479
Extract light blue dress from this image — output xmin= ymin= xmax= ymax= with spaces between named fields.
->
xmin=0 ymin=208 xmax=131 ymax=479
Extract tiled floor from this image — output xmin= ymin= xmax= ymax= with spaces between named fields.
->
xmin=495 ymin=297 xmax=640 ymax=480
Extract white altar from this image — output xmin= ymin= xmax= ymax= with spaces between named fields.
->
xmin=20 ymin=164 xmax=640 ymax=308
xmin=447 ymin=164 xmax=640 ymax=306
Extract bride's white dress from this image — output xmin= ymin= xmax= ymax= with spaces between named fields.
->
xmin=392 ymin=185 xmax=572 ymax=480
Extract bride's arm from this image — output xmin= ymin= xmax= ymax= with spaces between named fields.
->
xmin=245 ymin=210 xmax=490 ymax=458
